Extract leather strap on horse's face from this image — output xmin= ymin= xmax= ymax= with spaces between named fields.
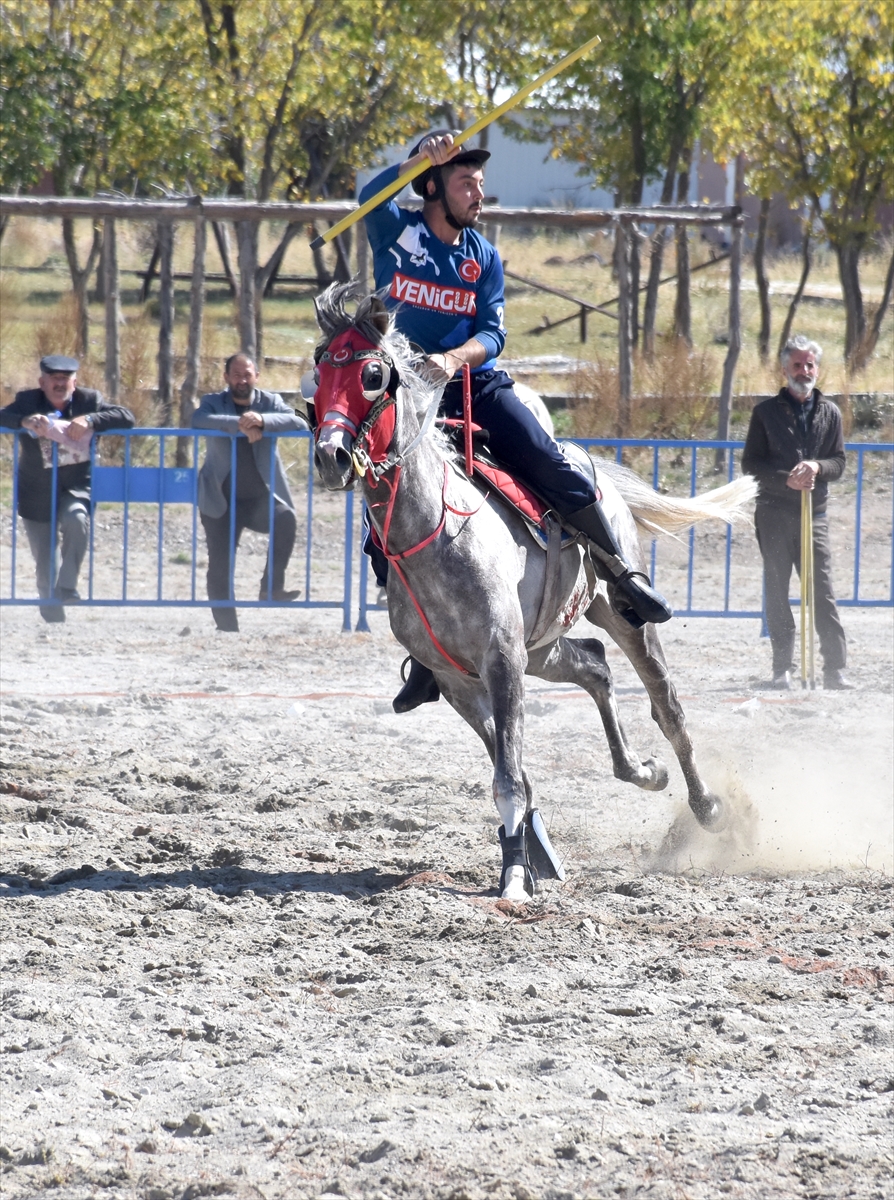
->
xmin=314 ymin=330 xmax=399 ymax=465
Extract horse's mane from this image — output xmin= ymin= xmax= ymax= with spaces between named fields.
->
xmin=314 ymin=282 xmax=441 ymax=420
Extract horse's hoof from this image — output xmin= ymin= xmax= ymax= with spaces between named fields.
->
xmin=690 ymin=793 xmax=727 ymax=832
xmin=643 ymin=757 xmax=669 ymax=792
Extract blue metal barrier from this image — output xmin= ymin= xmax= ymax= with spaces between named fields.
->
xmin=3 ymin=430 xmax=892 ymax=632
xmin=1 ymin=427 xmax=355 ymax=632
xmin=355 ymin=436 xmax=894 ymax=630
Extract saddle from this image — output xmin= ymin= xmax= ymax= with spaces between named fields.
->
xmin=440 ymin=419 xmax=601 ymax=550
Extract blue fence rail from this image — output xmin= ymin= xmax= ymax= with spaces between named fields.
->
xmin=356 ymin=436 xmax=894 ymax=631
xmin=2 ymin=430 xmax=892 ymax=632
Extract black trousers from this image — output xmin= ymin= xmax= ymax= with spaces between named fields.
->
xmin=755 ymin=503 xmax=847 ymax=673
xmin=441 ymin=369 xmax=596 ymax=514
xmin=364 ymin=369 xmax=597 ymax=587
xmin=201 ymin=497 xmax=295 ymax=631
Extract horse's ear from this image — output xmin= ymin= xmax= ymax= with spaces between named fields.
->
xmin=367 ymin=296 xmax=390 ymax=337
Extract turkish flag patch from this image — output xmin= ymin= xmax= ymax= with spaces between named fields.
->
xmin=458 ymin=258 xmax=481 ymax=283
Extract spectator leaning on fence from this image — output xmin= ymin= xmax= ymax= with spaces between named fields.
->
xmin=741 ymin=335 xmax=852 ymax=691
xmin=0 ymin=354 xmax=134 ymax=624
xmin=192 ymin=353 xmax=308 ymax=633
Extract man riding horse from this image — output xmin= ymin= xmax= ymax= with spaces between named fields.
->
xmin=358 ymin=130 xmax=671 ymax=712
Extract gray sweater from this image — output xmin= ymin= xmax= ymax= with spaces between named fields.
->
xmin=191 ymin=388 xmax=308 ymax=519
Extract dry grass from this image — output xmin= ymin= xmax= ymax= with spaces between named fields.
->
xmin=1 ymin=217 xmax=891 ymax=426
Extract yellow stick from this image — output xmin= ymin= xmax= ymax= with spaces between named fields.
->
xmin=800 ymin=490 xmax=816 ymax=689
xmin=309 ymin=33 xmax=602 ymax=251
xmin=807 ymin=494 xmax=816 ymax=688
xmin=800 ymin=491 xmax=808 ymax=688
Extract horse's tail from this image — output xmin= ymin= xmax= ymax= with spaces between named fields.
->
xmin=597 ymin=458 xmax=758 ymax=538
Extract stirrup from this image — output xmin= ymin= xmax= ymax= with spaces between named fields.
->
xmin=393 ymin=656 xmax=441 ymax=713
xmin=610 ymin=569 xmax=673 ymax=628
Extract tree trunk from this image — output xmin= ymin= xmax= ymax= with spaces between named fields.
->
xmin=309 ymin=223 xmax=333 ymax=287
xmin=94 ymin=235 xmax=105 ymax=304
xmin=177 ymin=217 xmax=206 ymax=466
xmin=140 ymin=240 xmax=161 ymax=303
xmin=210 ymin=221 xmax=238 ymax=297
xmin=642 ymin=224 xmax=668 ymax=360
xmin=103 ymin=218 xmax=120 ymax=401
xmin=673 ymin=148 xmax=692 ymax=345
xmin=716 ymin=220 xmax=743 ymax=468
xmin=157 ymin=221 xmax=175 ymax=425
xmin=777 ymin=221 xmax=812 ymax=362
xmin=835 ymin=241 xmax=866 ymax=367
xmin=0 ymin=213 xmax=9 ymax=244
xmin=755 ymin=196 xmax=771 ymax=363
xmin=235 ymin=220 xmax=259 ymax=360
xmin=630 ymin=231 xmax=641 ymax=349
xmin=61 ymin=217 xmax=103 ymax=358
xmin=616 ymin=222 xmax=633 ymax=436
xmin=851 ymin=244 xmax=894 ymax=373
xmin=259 ymin=221 xmax=303 ymax=297
xmin=356 ymin=218 xmax=369 ymax=294
xmin=332 ymin=230 xmax=352 ymax=283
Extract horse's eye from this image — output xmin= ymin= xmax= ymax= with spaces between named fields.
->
xmin=361 ymin=361 xmax=386 ymax=398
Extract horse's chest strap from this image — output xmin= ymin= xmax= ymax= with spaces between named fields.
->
xmin=370 ymin=462 xmax=483 ymax=677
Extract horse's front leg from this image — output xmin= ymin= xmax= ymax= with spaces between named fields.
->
xmin=586 ymin=595 xmax=724 ymax=829
xmin=439 ymin=657 xmax=532 ymax=902
xmin=479 ymin=643 xmax=531 ymax=900
xmin=527 ymin=636 xmax=668 ymax=791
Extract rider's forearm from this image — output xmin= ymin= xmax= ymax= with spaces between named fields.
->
xmin=440 ymin=339 xmax=488 ymax=373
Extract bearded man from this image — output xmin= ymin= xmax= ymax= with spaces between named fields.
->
xmin=358 ymin=131 xmax=671 ymax=711
xmin=742 ymin=335 xmax=852 ymax=690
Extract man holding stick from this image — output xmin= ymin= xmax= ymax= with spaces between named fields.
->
xmin=358 ymin=130 xmax=671 ymax=712
xmin=742 ymin=335 xmax=852 ymax=690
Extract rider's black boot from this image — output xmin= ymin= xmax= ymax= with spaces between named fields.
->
xmin=393 ymin=657 xmax=441 ymax=713
xmin=564 ymin=502 xmax=672 ymax=628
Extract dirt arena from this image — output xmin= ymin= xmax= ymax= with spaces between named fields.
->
xmin=1 ymin=595 xmax=892 ymax=1200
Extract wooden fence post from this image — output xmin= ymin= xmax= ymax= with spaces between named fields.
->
xmin=616 ymin=220 xmax=633 ymax=436
xmin=716 ymin=216 xmax=743 ymax=468
xmin=177 ymin=215 xmax=206 ymax=466
xmin=356 ymin=219 xmax=369 ymax=294
xmin=157 ymin=221 xmax=174 ymax=426
xmin=103 ymin=217 xmax=120 ymax=401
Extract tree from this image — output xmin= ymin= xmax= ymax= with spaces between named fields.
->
xmin=519 ymin=1 xmax=741 ymax=354
xmin=710 ymin=0 xmax=894 ymax=369
xmin=193 ymin=0 xmax=457 ymax=355
xmin=1 ymin=0 xmax=211 ymax=352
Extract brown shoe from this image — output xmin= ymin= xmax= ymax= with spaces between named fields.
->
xmin=259 ymin=587 xmax=300 ymax=602
xmin=823 ymin=669 xmax=855 ymax=690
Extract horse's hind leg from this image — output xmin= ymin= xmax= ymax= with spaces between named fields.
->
xmin=586 ymin=595 xmax=724 ymax=829
xmin=528 ymin=637 xmax=668 ymax=792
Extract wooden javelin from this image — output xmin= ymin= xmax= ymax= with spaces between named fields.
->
xmin=309 ymin=32 xmax=602 ymax=251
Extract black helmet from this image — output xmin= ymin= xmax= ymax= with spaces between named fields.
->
xmin=409 ymin=129 xmax=491 ymax=198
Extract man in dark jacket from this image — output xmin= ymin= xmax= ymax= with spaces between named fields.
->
xmin=0 ymin=355 xmax=134 ymax=623
xmin=192 ymin=353 xmax=308 ymax=633
xmin=742 ymin=335 xmax=851 ymax=690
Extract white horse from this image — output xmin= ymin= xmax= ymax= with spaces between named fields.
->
xmin=313 ymin=286 xmax=756 ymax=900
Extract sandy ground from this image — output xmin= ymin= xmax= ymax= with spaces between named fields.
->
xmin=0 ymin=598 xmax=892 ymax=1200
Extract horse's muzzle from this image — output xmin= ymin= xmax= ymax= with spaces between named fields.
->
xmin=314 ymin=429 xmax=355 ymax=490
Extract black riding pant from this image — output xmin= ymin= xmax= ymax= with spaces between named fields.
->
xmin=364 ymin=369 xmax=597 ymax=587
xmin=754 ymin=502 xmax=847 ymax=673
xmin=201 ymin=497 xmax=295 ymax=632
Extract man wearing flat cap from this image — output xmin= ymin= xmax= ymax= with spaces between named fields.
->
xmin=0 ymin=355 xmax=134 ymax=622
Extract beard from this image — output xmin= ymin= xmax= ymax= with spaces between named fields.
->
xmin=231 ymin=383 xmax=253 ymax=401
xmin=445 ymin=199 xmax=481 ymax=229
xmin=786 ymin=375 xmax=813 ymax=400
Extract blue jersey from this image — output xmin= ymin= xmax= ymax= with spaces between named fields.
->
xmin=359 ymin=163 xmax=506 ymax=373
